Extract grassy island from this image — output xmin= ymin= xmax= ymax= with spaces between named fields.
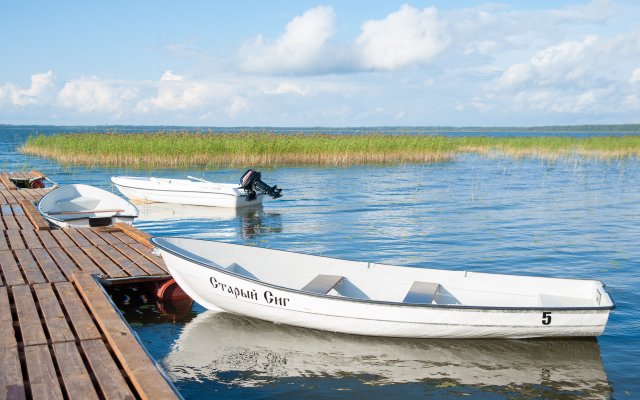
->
xmin=20 ymin=132 xmax=640 ymax=169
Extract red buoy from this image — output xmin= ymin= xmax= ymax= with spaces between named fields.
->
xmin=156 ymin=278 xmax=192 ymax=302
xmin=30 ymin=179 xmax=45 ymax=189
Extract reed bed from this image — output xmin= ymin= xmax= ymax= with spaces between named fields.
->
xmin=20 ymin=132 xmax=640 ymax=169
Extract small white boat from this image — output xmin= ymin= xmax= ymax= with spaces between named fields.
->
xmin=111 ymin=169 xmax=282 ymax=209
xmin=38 ymin=184 xmax=139 ymax=228
xmin=152 ymin=237 xmax=615 ymax=339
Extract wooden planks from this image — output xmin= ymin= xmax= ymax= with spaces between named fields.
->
xmin=0 ymin=346 xmax=26 ymax=400
xmin=0 ymin=250 xmax=25 ymax=286
xmin=0 ymin=176 xmax=17 ymax=190
xmin=54 ymin=282 xmax=101 ymax=341
xmin=0 ymin=287 xmax=17 ymax=349
xmin=74 ymin=271 xmax=179 ymax=400
xmin=1 ymin=170 xmax=179 ymax=400
xmin=34 ymin=283 xmax=75 ymax=343
xmin=24 ymin=345 xmax=64 ymax=400
xmin=81 ymin=339 xmax=136 ymax=400
xmin=15 ymin=249 xmax=47 ymax=284
xmin=13 ymin=284 xmax=47 ymax=346
xmin=31 ymin=248 xmax=67 ymax=283
xmin=115 ymin=222 xmax=154 ymax=248
xmin=19 ymin=199 xmax=50 ymax=230
xmin=52 ymin=341 xmax=100 ymax=400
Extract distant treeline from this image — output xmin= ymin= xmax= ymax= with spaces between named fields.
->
xmin=4 ymin=124 xmax=640 ymax=133
xmin=20 ymin=132 xmax=640 ymax=169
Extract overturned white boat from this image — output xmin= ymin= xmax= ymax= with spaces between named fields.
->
xmin=152 ymin=237 xmax=615 ymax=339
xmin=38 ymin=184 xmax=139 ymax=228
xmin=111 ymin=169 xmax=282 ymax=208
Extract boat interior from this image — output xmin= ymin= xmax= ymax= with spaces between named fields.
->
xmin=157 ymin=237 xmax=613 ymax=309
xmin=39 ymin=185 xmax=137 ymax=224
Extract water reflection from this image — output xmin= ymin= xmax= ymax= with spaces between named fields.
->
xmin=162 ymin=311 xmax=611 ymax=398
xmin=134 ymin=202 xmax=282 ymax=239
xmin=136 ymin=202 xmax=258 ymax=221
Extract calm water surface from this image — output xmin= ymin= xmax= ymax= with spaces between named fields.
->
xmin=2 ymin=127 xmax=638 ymax=399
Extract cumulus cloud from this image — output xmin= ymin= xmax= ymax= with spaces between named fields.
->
xmin=58 ymin=77 xmax=138 ymax=114
xmin=496 ymin=36 xmax=600 ymax=90
xmin=631 ymin=67 xmax=640 ymax=84
xmin=136 ymin=73 xmax=237 ymax=113
xmin=0 ymin=71 xmax=55 ymax=106
xmin=160 ymin=70 xmax=184 ymax=82
xmin=226 ymin=97 xmax=248 ymax=117
xmin=356 ymin=5 xmax=450 ymax=70
xmin=238 ymin=5 xmax=340 ymax=74
xmin=138 ymin=82 xmax=209 ymax=112
xmin=238 ymin=4 xmax=449 ymax=74
xmin=265 ymin=82 xmax=309 ymax=96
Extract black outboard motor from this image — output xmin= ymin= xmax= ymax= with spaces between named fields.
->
xmin=240 ymin=169 xmax=283 ymax=201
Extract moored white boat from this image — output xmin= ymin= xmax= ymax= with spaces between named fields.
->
xmin=38 ymin=184 xmax=139 ymax=228
xmin=152 ymin=237 xmax=615 ymax=339
xmin=111 ymin=169 xmax=282 ymax=208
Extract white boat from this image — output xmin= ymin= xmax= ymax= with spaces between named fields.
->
xmin=38 ymin=184 xmax=139 ymax=228
xmin=163 ymin=310 xmax=609 ymax=392
xmin=111 ymin=170 xmax=282 ymax=209
xmin=151 ymin=237 xmax=615 ymax=339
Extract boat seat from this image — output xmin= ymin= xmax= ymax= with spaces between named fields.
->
xmin=403 ymin=281 xmax=441 ymax=304
xmin=302 ymin=274 xmax=343 ymax=294
xmin=538 ymin=294 xmax=589 ymax=307
xmin=226 ymin=263 xmax=258 ymax=280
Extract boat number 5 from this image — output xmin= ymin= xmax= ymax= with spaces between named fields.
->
xmin=542 ymin=312 xmax=552 ymax=325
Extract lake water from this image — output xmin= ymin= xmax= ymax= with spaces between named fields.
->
xmin=2 ymin=126 xmax=638 ymax=399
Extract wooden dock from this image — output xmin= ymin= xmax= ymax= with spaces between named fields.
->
xmin=1 ymin=172 xmax=181 ymax=400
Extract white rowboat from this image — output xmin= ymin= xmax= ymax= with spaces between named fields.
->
xmin=38 ymin=184 xmax=139 ymax=228
xmin=152 ymin=237 xmax=615 ymax=339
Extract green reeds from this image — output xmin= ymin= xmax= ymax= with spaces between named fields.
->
xmin=19 ymin=132 xmax=640 ymax=169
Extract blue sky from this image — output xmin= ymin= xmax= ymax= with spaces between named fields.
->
xmin=1 ymin=0 xmax=639 ymax=126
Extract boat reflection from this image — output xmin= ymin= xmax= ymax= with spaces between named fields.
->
xmin=136 ymin=202 xmax=260 ymax=221
xmin=163 ymin=311 xmax=611 ymax=397
xmin=134 ymin=202 xmax=282 ymax=239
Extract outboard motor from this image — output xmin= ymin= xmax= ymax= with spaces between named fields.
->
xmin=240 ymin=169 xmax=283 ymax=201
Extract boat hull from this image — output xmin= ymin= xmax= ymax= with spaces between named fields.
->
xmin=112 ymin=176 xmax=263 ymax=208
xmin=45 ymin=215 xmax=136 ymax=229
xmin=156 ymin=244 xmax=612 ymax=339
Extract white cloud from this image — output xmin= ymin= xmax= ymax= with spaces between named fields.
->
xmin=238 ymin=5 xmax=339 ymax=74
xmin=238 ymin=4 xmax=450 ymax=75
xmin=631 ymin=67 xmax=640 ymax=84
xmin=356 ymin=5 xmax=450 ymax=70
xmin=0 ymin=71 xmax=55 ymax=106
xmin=547 ymin=0 xmax=616 ymax=23
xmin=226 ymin=97 xmax=248 ymax=117
xmin=58 ymin=77 xmax=137 ymax=114
xmin=136 ymin=72 xmax=240 ymax=113
xmin=497 ymin=36 xmax=599 ymax=90
xmin=138 ymin=82 xmax=210 ymax=111
xmin=265 ymin=82 xmax=308 ymax=96
xmin=160 ymin=70 xmax=184 ymax=82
